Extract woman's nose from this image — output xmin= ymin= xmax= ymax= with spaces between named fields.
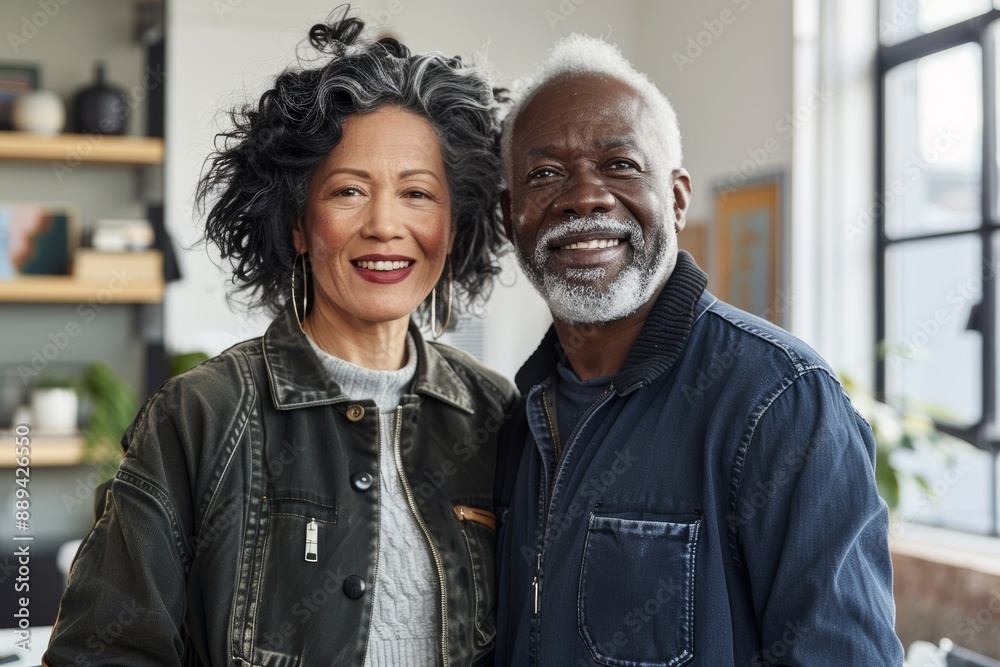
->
xmin=361 ymin=193 xmax=406 ymax=240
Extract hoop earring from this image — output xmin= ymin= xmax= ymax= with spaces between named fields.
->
xmin=291 ymin=252 xmax=308 ymax=330
xmin=430 ymin=255 xmax=453 ymax=340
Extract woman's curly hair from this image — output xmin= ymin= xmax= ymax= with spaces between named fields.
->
xmin=196 ymin=7 xmax=505 ymax=323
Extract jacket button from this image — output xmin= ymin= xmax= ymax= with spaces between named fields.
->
xmin=346 ymin=405 xmax=365 ymax=422
xmin=350 ymin=471 xmax=373 ymax=492
xmin=343 ymin=575 xmax=367 ymax=599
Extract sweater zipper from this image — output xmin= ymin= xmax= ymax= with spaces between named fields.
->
xmin=359 ymin=409 xmax=383 ymax=666
xmin=531 ymin=387 xmax=613 ymax=641
xmin=392 ymin=405 xmax=450 ymax=667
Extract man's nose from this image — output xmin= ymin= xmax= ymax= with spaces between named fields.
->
xmin=551 ymin=172 xmax=616 ymax=218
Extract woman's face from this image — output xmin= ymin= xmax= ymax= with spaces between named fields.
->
xmin=293 ymin=106 xmax=454 ymax=328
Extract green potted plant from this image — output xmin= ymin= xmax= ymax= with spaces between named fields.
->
xmin=841 ymin=374 xmax=955 ymax=511
xmin=78 ymin=361 xmax=137 ymax=467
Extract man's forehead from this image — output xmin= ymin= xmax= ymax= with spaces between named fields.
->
xmin=520 ymin=71 xmax=643 ymax=118
xmin=511 ymin=74 xmax=649 ymax=154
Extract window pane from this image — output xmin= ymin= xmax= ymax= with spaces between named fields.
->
xmin=881 ymin=0 xmax=993 ymax=44
xmin=885 ymin=235 xmax=983 ymax=427
xmin=884 ymin=43 xmax=982 ymax=239
xmin=894 ymin=441 xmax=995 ymax=535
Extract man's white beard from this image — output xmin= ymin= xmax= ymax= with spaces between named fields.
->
xmin=513 ymin=203 xmax=678 ymax=325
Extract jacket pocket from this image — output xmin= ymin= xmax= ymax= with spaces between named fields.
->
xmin=239 ymin=496 xmax=340 ymax=666
xmin=455 ymin=504 xmax=497 ymax=648
xmin=577 ymin=512 xmax=700 ymax=667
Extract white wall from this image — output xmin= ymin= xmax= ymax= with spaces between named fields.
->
xmin=165 ymin=0 xmax=648 ymax=378
xmin=634 ymin=0 xmax=795 ymax=224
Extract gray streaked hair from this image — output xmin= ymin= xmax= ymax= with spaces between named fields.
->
xmin=197 ymin=7 xmax=506 ymax=322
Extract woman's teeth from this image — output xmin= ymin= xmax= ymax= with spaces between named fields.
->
xmin=355 ymin=260 xmax=412 ymax=271
xmin=560 ymin=238 xmax=621 ymax=250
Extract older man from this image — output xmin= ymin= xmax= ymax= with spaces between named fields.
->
xmin=493 ymin=35 xmax=904 ymax=666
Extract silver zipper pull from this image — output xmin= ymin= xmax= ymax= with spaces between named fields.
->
xmin=305 ymin=518 xmax=318 ymax=562
xmin=533 ymin=553 xmax=541 ymax=614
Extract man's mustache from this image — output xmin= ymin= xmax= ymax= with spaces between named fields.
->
xmin=534 ymin=214 xmax=644 ymax=260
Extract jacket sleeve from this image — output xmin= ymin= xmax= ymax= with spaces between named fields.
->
xmin=734 ymin=369 xmax=905 ymax=666
xmin=43 ymin=386 xmax=199 ymax=667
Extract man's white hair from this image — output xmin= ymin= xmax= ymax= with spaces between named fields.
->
xmin=499 ymin=34 xmax=682 ymax=187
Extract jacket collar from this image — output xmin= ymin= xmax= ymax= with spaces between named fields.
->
xmin=514 ymin=250 xmax=711 ymax=395
xmin=262 ymin=304 xmax=475 ymax=413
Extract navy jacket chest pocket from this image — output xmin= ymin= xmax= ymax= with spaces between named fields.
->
xmin=578 ymin=512 xmax=700 ymax=667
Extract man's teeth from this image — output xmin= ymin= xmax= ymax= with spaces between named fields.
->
xmin=355 ymin=260 xmax=412 ymax=271
xmin=560 ymin=238 xmax=621 ymax=250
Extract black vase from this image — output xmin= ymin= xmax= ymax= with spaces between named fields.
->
xmin=73 ymin=63 xmax=127 ymax=135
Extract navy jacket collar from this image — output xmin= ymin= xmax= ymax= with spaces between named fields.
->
xmin=514 ymin=251 xmax=710 ymax=395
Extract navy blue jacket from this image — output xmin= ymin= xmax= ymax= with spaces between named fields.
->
xmin=495 ymin=253 xmax=904 ymax=666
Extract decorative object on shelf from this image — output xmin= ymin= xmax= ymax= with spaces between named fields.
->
xmin=712 ymin=172 xmax=787 ymax=326
xmin=91 ymin=218 xmax=155 ymax=252
xmin=0 ymin=201 xmax=81 ymax=276
xmin=0 ymin=63 xmax=38 ymax=131
xmin=73 ymin=63 xmax=127 ymax=135
xmin=11 ymin=89 xmax=65 ymax=136
xmin=73 ymin=248 xmax=163 ymax=282
xmin=31 ymin=374 xmax=79 ymax=433
xmin=79 ymin=361 xmax=136 ymax=467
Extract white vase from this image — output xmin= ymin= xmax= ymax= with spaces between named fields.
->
xmin=31 ymin=387 xmax=78 ymax=432
xmin=12 ymin=90 xmax=66 ymax=136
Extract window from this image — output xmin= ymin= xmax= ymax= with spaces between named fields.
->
xmin=877 ymin=5 xmax=1000 ymax=534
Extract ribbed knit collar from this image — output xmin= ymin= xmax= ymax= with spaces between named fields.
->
xmin=514 ymin=250 xmax=709 ymax=395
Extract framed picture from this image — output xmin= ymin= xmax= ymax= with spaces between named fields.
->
xmin=0 ymin=202 xmax=82 ymax=277
xmin=712 ymin=173 xmax=787 ymax=325
xmin=0 ymin=63 xmax=39 ymax=131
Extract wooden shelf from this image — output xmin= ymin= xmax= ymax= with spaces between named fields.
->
xmin=0 ymin=131 xmax=163 ymax=165
xmin=1 ymin=432 xmax=85 ymax=467
xmin=0 ymin=275 xmax=164 ymax=303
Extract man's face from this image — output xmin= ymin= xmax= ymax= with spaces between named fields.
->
xmin=504 ymin=73 xmax=689 ymax=325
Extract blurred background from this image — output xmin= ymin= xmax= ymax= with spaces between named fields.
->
xmin=0 ymin=0 xmax=998 ymax=661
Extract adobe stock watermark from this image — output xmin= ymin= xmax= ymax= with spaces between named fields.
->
xmin=885 ymin=254 xmax=997 ymax=369
xmin=889 ymin=457 xmax=971 ymax=541
xmin=16 ymin=269 xmax=141 ymax=385
xmin=955 ymin=586 xmax=1000 ymax=644
xmin=751 ymin=619 xmax=810 ymax=666
xmin=718 ymin=87 xmax=832 ymax=199
xmin=728 ymin=437 xmax=819 ymax=531
xmin=672 ymin=0 xmax=753 ymax=73
xmin=7 ymin=0 xmax=73 ymax=54
xmin=845 ymin=126 xmax=959 ymax=242
xmin=520 ymin=448 xmax=639 ymax=566
xmin=545 ymin=0 xmax=587 ymax=31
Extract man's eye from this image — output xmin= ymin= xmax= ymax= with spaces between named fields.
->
xmin=528 ymin=167 xmax=558 ymax=180
xmin=608 ymin=159 xmax=639 ymax=171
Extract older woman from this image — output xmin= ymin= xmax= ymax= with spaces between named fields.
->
xmin=44 ymin=13 xmax=513 ymax=667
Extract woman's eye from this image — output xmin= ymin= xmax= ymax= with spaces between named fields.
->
xmin=406 ymin=190 xmax=429 ymax=199
xmin=337 ymin=187 xmax=362 ymax=197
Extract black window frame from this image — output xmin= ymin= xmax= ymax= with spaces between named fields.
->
xmin=876 ymin=6 xmax=1000 ymax=535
